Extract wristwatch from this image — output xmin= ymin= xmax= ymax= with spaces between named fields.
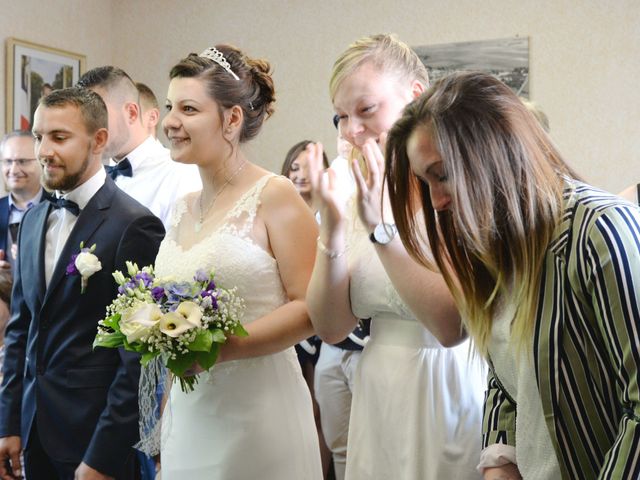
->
xmin=369 ymin=223 xmax=397 ymax=245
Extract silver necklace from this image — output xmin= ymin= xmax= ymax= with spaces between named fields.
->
xmin=195 ymin=161 xmax=247 ymax=233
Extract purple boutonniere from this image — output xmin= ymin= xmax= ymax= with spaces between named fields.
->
xmin=66 ymin=241 xmax=102 ymax=293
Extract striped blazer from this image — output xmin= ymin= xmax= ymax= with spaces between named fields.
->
xmin=482 ymin=180 xmax=640 ymax=479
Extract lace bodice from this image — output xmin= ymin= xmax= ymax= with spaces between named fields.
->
xmin=154 ymin=175 xmax=287 ymax=324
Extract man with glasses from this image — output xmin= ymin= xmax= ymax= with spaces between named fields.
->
xmin=0 ymin=131 xmax=49 ymax=271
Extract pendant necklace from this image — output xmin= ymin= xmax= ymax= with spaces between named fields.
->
xmin=195 ymin=161 xmax=247 ymax=233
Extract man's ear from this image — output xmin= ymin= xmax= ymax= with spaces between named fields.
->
xmin=93 ymin=128 xmax=109 ymax=154
xmin=125 ymin=102 xmax=141 ymax=124
xmin=147 ymin=108 xmax=160 ymax=129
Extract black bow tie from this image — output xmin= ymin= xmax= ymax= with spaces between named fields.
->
xmin=47 ymin=197 xmax=80 ymax=216
xmin=105 ymin=158 xmax=133 ymax=180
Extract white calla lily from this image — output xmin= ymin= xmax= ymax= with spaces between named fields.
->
xmin=159 ymin=301 xmax=203 ymax=338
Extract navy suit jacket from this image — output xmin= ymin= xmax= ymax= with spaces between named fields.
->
xmin=0 ymin=177 xmax=165 ymax=477
xmin=0 ymin=190 xmax=52 ymax=254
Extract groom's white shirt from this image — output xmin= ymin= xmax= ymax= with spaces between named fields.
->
xmin=109 ymin=135 xmax=201 ymax=227
xmin=44 ymin=167 xmax=106 ymax=286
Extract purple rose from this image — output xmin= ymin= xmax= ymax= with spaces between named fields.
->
xmin=194 ymin=270 xmax=209 ymax=283
xmin=151 ymin=286 xmax=165 ymax=301
xmin=135 ymin=271 xmax=154 ymax=288
xmin=199 ymin=290 xmax=219 ymax=310
xmin=66 ymin=254 xmax=79 ymax=276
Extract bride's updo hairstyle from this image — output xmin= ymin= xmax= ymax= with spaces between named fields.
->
xmin=169 ymin=44 xmax=276 ymax=142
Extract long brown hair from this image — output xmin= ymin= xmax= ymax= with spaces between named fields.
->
xmin=281 ymin=140 xmax=328 ymax=176
xmin=386 ymin=72 xmax=580 ymax=355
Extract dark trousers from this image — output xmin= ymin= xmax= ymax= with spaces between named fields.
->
xmin=24 ymin=422 xmax=76 ymax=479
xmin=23 ymin=421 xmax=141 ymax=480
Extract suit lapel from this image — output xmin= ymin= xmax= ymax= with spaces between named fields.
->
xmin=42 ymin=181 xmax=114 ymax=305
xmin=17 ymin=201 xmax=51 ymax=305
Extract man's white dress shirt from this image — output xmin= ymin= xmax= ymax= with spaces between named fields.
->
xmin=45 ymin=168 xmax=106 ymax=286
xmin=110 ymin=136 xmax=201 ymax=227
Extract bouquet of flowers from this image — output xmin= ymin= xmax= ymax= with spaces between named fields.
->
xmin=94 ymin=261 xmax=247 ymax=392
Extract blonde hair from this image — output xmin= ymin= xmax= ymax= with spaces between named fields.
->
xmin=329 ymin=34 xmax=429 ymax=100
xmin=521 ymin=98 xmax=550 ymax=132
xmin=385 ymin=72 xmax=580 ymax=356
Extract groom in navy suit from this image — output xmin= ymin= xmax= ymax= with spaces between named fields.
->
xmin=0 ymin=87 xmax=165 ymax=479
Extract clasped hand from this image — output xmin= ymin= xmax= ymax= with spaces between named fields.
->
xmin=0 ymin=436 xmax=21 ymax=480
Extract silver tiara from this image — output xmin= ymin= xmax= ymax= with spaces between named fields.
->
xmin=199 ymin=47 xmax=239 ymax=81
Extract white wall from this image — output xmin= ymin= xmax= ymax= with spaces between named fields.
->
xmin=0 ymin=0 xmax=113 ymax=130
xmin=2 ymin=0 xmax=639 ymax=192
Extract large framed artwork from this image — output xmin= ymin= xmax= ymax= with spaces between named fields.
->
xmin=5 ymin=38 xmax=86 ymax=132
xmin=413 ymin=36 xmax=529 ymax=98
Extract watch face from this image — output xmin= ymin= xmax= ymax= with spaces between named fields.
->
xmin=373 ymin=223 xmax=397 ymax=244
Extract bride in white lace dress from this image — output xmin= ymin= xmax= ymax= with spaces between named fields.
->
xmin=156 ymin=45 xmax=322 ymax=479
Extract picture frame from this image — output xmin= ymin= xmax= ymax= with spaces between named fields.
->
xmin=413 ymin=36 xmax=530 ymax=98
xmin=5 ymin=38 xmax=86 ymax=132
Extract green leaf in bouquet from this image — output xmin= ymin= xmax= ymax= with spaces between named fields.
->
xmin=196 ymin=343 xmax=220 ymax=371
xmin=140 ymin=350 xmax=161 ymax=366
xmin=122 ymin=337 xmax=148 ymax=354
xmin=188 ymin=329 xmax=213 ymax=352
xmin=166 ymin=351 xmax=198 ymax=377
xmin=211 ymin=328 xmax=227 ymax=344
xmin=101 ymin=313 xmax=122 ymax=331
xmin=233 ymin=322 xmax=249 ymax=337
xmin=93 ymin=330 xmax=126 ymax=349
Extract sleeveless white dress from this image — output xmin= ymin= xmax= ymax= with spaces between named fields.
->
xmin=157 ymin=175 xmax=323 ymax=479
xmin=344 ymin=212 xmax=486 ymax=479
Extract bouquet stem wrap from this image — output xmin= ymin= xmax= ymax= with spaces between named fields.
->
xmin=134 ymin=356 xmax=169 ymax=456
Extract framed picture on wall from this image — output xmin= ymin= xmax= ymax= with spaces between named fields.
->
xmin=413 ymin=36 xmax=529 ymax=98
xmin=5 ymin=38 xmax=86 ymax=132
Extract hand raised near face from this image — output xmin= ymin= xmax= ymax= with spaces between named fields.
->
xmin=307 ymin=142 xmax=347 ymax=233
xmin=352 ymin=133 xmax=387 ymax=232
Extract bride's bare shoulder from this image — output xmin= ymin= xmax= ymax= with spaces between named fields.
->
xmin=259 ymin=175 xmax=306 ymax=209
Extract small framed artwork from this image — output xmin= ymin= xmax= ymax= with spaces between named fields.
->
xmin=5 ymin=38 xmax=86 ymax=132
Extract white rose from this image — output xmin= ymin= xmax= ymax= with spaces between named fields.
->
xmin=75 ymin=251 xmax=102 ymax=278
xmin=120 ymin=302 xmax=163 ymax=343
xmin=159 ymin=301 xmax=203 ymax=338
